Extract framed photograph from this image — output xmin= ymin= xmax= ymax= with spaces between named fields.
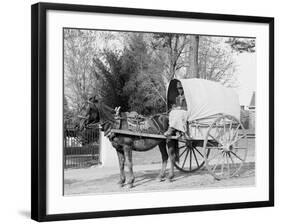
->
xmin=31 ymin=2 xmax=274 ymax=222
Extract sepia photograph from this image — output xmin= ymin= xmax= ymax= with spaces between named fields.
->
xmin=63 ymin=28 xmax=256 ymax=195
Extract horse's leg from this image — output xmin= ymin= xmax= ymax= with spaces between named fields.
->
xmin=167 ymin=140 xmax=177 ymax=182
xmin=157 ymin=141 xmax=168 ymax=182
xmin=123 ymin=145 xmax=135 ymax=188
xmin=116 ymin=148 xmax=126 ymax=187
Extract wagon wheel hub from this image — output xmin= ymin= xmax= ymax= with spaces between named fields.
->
xmin=223 ymin=144 xmax=233 ymax=152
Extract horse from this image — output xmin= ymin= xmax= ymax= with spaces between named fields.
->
xmin=79 ymin=100 xmax=178 ymax=188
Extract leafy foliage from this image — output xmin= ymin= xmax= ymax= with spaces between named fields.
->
xmin=92 ymin=33 xmax=166 ymax=114
xmin=92 ymin=49 xmax=127 ymax=108
xmin=64 ymin=29 xmax=255 ymax=120
xmin=198 ymin=37 xmax=237 ymax=86
xmin=151 ymin=33 xmax=188 ymax=82
xmin=64 ymin=29 xmax=99 ymax=113
xmin=225 ymin=38 xmax=256 ymax=53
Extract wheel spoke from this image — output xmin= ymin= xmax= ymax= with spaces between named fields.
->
xmin=231 ymin=134 xmax=247 ymax=145
xmin=228 ymin=152 xmax=236 ymax=170
xmin=223 ymin=119 xmax=227 ymax=144
xmin=192 ymin=148 xmax=200 ymax=168
xmin=230 ymin=151 xmax=244 ymax=161
xmin=212 ymin=162 xmax=218 ymax=172
xmin=220 ymin=154 xmax=225 ymax=174
xmin=181 ymin=148 xmax=190 ymax=168
xmin=231 ymin=124 xmax=241 ymax=142
xmin=212 ymin=154 xmax=222 ymax=172
xmin=178 ymin=145 xmax=186 ymax=149
xmin=233 ymin=147 xmax=247 ymax=150
xmin=179 ymin=148 xmax=188 ymax=158
xmin=228 ymin=152 xmax=235 ymax=164
xmin=228 ymin=120 xmax=233 ymax=141
xmin=193 ymin=147 xmax=204 ymax=158
xmin=226 ymin=155 xmax=230 ymax=177
xmin=189 ymin=148 xmax=192 ymax=170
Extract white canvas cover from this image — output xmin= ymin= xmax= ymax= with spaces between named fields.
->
xmin=177 ymin=79 xmax=240 ymax=121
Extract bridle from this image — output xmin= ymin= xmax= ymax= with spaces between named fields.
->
xmin=80 ymin=100 xmax=121 ymax=130
xmin=78 ymin=100 xmax=102 ymax=129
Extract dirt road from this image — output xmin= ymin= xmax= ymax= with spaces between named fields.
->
xmin=64 ymin=161 xmax=255 ymax=195
xmin=64 ymin=139 xmax=255 ymax=195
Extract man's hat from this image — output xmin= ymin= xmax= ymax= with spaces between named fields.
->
xmin=176 ymin=82 xmax=183 ymax=89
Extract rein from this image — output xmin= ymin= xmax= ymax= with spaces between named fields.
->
xmin=85 ymin=121 xmax=105 ymax=128
xmin=84 ymin=100 xmax=169 ymax=137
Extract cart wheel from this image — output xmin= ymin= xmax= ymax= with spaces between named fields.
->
xmin=203 ymin=114 xmax=248 ymax=180
xmin=174 ymin=141 xmax=210 ymax=173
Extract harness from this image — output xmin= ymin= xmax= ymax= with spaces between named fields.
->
xmin=115 ymin=112 xmax=163 ymax=135
xmin=85 ymin=102 xmax=166 ymax=139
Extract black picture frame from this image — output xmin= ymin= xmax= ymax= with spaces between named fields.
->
xmin=31 ymin=2 xmax=274 ymax=222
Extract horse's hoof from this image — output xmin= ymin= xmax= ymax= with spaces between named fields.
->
xmin=126 ymin=183 xmax=133 ymax=189
xmin=156 ymin=176 xmax=165 ymax=182
xmin=117 ymin=180 xmax=125 ymax=187
xmin=167 ymin=176 xmax=174 ymax=182
xmin=118 ymin=183 xmax=125 ymax=188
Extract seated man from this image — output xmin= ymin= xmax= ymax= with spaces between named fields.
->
xmin=164 ymin=82 xmax=188 ymax=137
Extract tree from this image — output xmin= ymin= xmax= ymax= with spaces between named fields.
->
xmin=64 ymin=29 xmax=252 ymax=119
xmin=122 ymin=33 xmax=166 ymax=114
xmin=64 ymin=29 xmax=124 ymax=112
xmin=188 ymin=35 xmax=200 ymax=78
xmin=90 ymin=33 xmax=167 ymax=115
xmin=225 ymin=38 xmax=255 ymax=53
xmin=196 ymin=36 xmax=237 ymax=86
xmin=151 ymin=33 xmax=188 ymax=83
xmin=63 ymin=96 xmax=72 ymax=121
xmin=64 ymin=29 xmax=99 ymax=113
xmin=92 ymin=49 xmax=129 ymax=109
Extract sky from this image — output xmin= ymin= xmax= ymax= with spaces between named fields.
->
xmin=233 ymin=52 xmax=256 ymax=106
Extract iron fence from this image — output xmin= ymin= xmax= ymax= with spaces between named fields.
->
xmin=64 ymin=127 xmax=100 ymax=169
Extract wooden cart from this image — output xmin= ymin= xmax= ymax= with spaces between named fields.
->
xmin=113 ymin=78 xmax=249 ymax=180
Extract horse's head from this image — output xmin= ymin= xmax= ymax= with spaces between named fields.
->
xmin=78 ymin=97 xmax=100 ymax=130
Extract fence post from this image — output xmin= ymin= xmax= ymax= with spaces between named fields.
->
xmin=99 ymin=131 xmax=119 ymax=168
xmin=98 ymin=126 xmax=102 ymax=164
xmin=63 ymin=125 xmax=66 ymax=169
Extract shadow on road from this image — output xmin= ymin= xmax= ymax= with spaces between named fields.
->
xmin=64 ymin=162 xmax=255 ymax=195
